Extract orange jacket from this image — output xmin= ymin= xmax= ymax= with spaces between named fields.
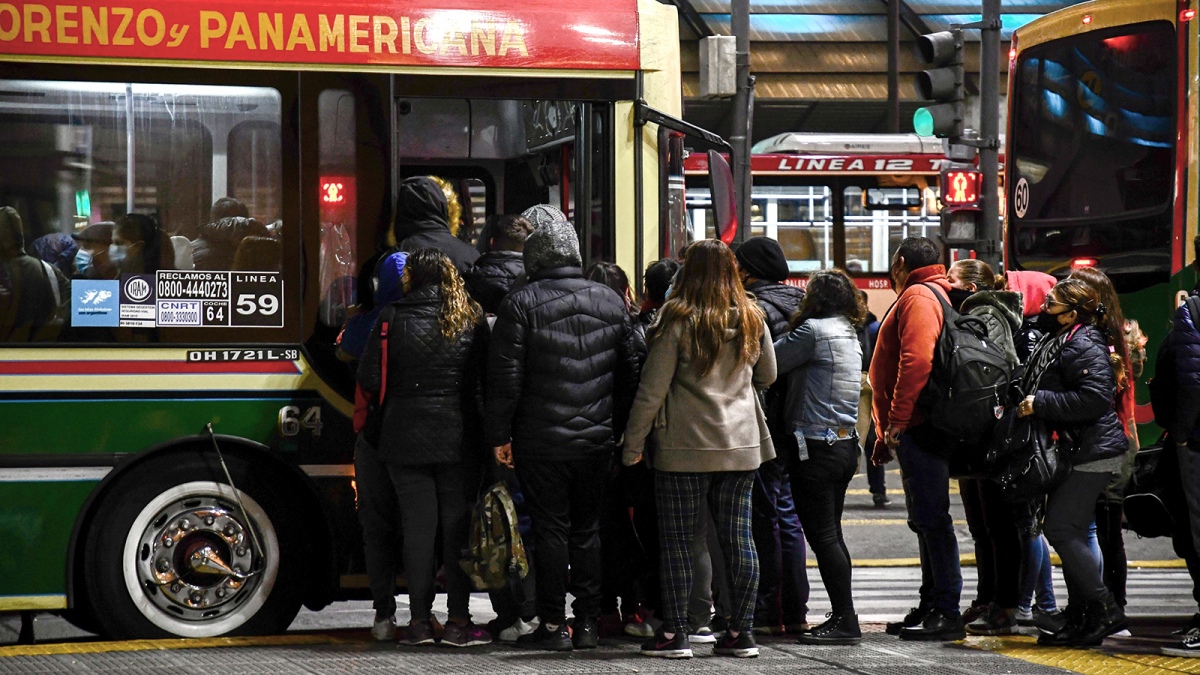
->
xmin=869 ymin=265 xmax=951 ymax=438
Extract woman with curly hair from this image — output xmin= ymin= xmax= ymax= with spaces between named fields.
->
xmin=1019 ymin=278 xmax=1129 ymax=647
xmin=357 ymin=247 xmax=490 ymax=647
xmin=773 ymin=269 xmax=866 ymax=644
xmin=623 ymin=239 xmax=776 ymax=659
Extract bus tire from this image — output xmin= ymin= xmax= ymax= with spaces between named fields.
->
xmin=82 ymin=453 xmax=305 ymax=639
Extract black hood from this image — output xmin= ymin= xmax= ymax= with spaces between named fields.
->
xmin=393 ymin=176 xmax=449 ymax=243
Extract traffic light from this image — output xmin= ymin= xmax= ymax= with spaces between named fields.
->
xmin=939 ymin=165 xmax=982 ymax=246
xmin=914 ymin=29 xmax=964 ymax=139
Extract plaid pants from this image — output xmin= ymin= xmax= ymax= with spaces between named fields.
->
xmin=656 ymin=470 xmax=758 ymax=633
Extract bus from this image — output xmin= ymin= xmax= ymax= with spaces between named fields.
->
xmin=0 ymin=0 xmax=712 ymax=639
xmin=1006 ymin=0 xmax=1194 ymax=434
xmin=684 ymin=133 xmax=981 ymax=317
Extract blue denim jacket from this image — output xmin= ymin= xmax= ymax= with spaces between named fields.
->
xmin=774 ymin=316 xmax=863 ymax=452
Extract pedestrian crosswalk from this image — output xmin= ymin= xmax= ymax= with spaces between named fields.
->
xmin=807 ymin=567 xmax=1196 ymax=622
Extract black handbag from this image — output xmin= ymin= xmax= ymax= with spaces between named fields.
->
xmin=1123 ymin=439 xmax=1175 ymax=538
xmin=995 ymin=417 xmax=1069 ymax=503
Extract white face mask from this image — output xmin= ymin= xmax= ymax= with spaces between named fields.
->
xmin=108 ymin=244 xmax=128 ymax=267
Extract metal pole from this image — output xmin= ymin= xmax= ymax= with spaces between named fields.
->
xmin=125 ymin=83 xmax=134 ymax=215
xmin=978 ymin=0 xmax=1002 ymax=268
xmin=731 ymin=0 xmax=754 ymax=244
xmin=887 ymin=0 xmax=900 ymax=132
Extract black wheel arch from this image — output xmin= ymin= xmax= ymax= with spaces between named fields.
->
xmin=65 ymin=434 xmax=338 ymax=618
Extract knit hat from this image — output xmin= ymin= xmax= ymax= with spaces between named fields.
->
xmin=524 ymin=219 xmax=581 ymax=277
xmin=734 ymin=236 xmax=789 ymax=282
xmin=521 ymin=204 xmax=568 ymax=231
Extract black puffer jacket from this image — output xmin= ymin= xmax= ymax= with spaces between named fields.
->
xmin=484 ymin=267 xmax=639 ymax=461
xmin=631 ymin=307 xmax=658 ymax=366
xmin=357 ymin=284 xmax=487 ymax=466
xmin=192 ymin=217 xmax=269 ymax=271
xmin=746 ymin=280 xmax=805 ymax=340
xmin=465 ymin=250 xmax=524 ymax=314
xmin=1032 ymin=324 xmax=1128 ymax=465
xmin=391 ymin=177 xmax=480 ymax=275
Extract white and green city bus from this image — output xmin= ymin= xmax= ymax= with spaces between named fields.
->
xmin=0 ymin=0 xmax=719 ymax=638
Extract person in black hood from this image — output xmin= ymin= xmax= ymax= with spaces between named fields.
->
xmin=733 ymin=236 xmax=809 ymax=635
xmin=392 ymin=176 xmax=480 ymax=275
xmin=465 ymin=213 xmax=534 ymax=314
xmin=485 ymin=217 xmax=639 ymax=651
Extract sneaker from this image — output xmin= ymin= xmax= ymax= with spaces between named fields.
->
xmin=1014 ymin=608 xmax=1034 ymax=625
xmin=961 ymin=601 xmax=988 ymax=625
xmin=687 ymin=623 xmax=717 ymax=644
xmin=517 ymin=623 xmax=573 ymax=651
xmin=641 ymin=629 xmax=693 ymax=658
xmin=795 ymin=612 xmax=862 ymax=646
xmin=371 ymin=614 xmax=396 ymax=641
xmin=1163 ymin=627 xmax=1200 ymax=657
xmin=597 ymin=611 xmax=624 ymax=638
xmin=1032 ymin=607 xmax=1067 ymax=635
xmin=873 ymin=494 xmax=891 ymax=508
xmin=1173 ymin=613 xmax=1200 ymax=636
xmin=899 ymin=608 xmax=966 ymax=642
xmin=886 ymin=604 xmax=932 ymax=636
xmin=623 ymin=606 xmax=656 ymax=638
xmin=572 ymin=618 xmax=599 ymax=649
xmin=965 ymin=604 xmax=1017 ymax=636
xmin=714 ymin=630 xmax=759 ymax=658
xmin=498 ymin=618 xmax=537 ymax=643
xmin=397 ymin=620 xmax=437 ymax=646
xmin=441 ymin=621 xmax=492 ymax=647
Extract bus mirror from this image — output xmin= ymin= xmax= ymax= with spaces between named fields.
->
xmin=708 ymin=150 xmax=738 ymax=245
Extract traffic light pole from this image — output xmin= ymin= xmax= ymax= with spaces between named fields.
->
xmin=731 ymin=0 xmax=754 ymax=244
xmin=977 ymin=0 xmax=1002 ymax=269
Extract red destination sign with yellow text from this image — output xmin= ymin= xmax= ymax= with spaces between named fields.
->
xmin=0 ymin=0 xmax=641 ymax=70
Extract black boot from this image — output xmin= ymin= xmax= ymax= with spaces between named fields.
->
xmin=796 ymin=613 xmax=862 ymax=646
xmin=899 ymin=608 xmax=966 ymax=641
xmin=886 ymin=604 xmax=932 ymax=636
xmin=1036 ymin=604 xmax=1084 ymax=646
xmin=1066 ymin=595 xmax=1127 ymax=647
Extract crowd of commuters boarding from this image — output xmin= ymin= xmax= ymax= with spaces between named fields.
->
xmin=347 ymin=180 xmax=1200 ymax=658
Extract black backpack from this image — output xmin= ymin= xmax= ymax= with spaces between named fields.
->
xmin=919 ymin=284 xmax=1015 ymax=443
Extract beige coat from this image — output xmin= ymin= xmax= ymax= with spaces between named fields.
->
xmin=622 ymin=313 xmax=776 ymax=472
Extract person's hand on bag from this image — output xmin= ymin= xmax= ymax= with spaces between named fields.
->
xmin=1017 ymin=395 xmax=1035 ymax=418
xmin=494 ymin=443 xmax=514 ymax=468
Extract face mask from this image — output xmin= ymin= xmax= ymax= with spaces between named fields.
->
xmin=75 ymin=248 xmax=93 ymax=277
xmin=108 ymin=244 xmax=128 ymax=268
xmin=1033 ymin=310 xmax=1064 ymax=333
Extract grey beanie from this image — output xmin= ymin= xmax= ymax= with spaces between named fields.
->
xmin=524 ymin=219 xmax=582 ymax=276
xmin=521 ymin=204 xmax=568 ymax=231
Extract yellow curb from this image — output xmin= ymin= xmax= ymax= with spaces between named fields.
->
xmin=0 ymin=634 xmax=357 ymax=658
xmin=965 ymin=634 xmax=1200 ymax=675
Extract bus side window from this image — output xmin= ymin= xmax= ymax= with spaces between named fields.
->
xmin=844 ymin=185 xmax=937 ymax=274
xmin=318 ymin=90 xmax=357 ymax=328
xmin=0 ymin=79 xmax=284 ymax=344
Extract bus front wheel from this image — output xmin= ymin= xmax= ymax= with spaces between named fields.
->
xmin=82 ymin=454 xmax=306 ymax=639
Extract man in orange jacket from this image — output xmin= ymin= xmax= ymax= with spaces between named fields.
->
xmin=869 ymin=236 xmax=964 ymax=641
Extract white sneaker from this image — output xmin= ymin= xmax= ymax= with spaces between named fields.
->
xmin=371 ymin=615 xmax=396 ymax=641
xmin=687 ymin=624 xmax=717 ymax=644
xmin=499 ymin=618 xmax=537 ymax=643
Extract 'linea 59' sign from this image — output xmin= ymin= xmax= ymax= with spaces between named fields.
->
xmin=0 ymin=0 xmax=641 ymax=70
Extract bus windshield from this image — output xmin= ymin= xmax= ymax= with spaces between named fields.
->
xmin=1008 ymin=21 xmax=1175 ymax=287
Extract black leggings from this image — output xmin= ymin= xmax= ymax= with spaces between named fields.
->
xmin=788 ymin=436 xmax=859 ymax=615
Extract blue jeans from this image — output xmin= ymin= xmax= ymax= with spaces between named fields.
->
xmin=896 ymin=426 xmax=963 ymax=615
xmin=1018 ymin=532 xmax=1056 ymax=613
xmin=752 ymin=457 xmax=810 ymax=626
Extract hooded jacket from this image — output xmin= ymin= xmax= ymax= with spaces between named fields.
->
xmin=1033 ymin=324 xmax=1128 ymax=465
xmin=1006 ymin=269 xmax=1059 ymax=362
xmin=869 ymin=265 xmax=951 ymax=437
xmin=745 ymin=280 xmax=805 ymax=340
xmin=337 ymin=252 xmax=407 ymax=361
xmin=484 ymin=266 xmax=639 ymax=461
xmin=391 ymin=177 xmax=480 ymax=275
xmin=357 ymin=284 xmax=487 ymax=465
xmin=958 ymin=290 xmax=1024 ymax=366
xmin=465 ymin=250 xmax=524 ymax=314
xmin=623 ymin=308 xmax=776 ymax=472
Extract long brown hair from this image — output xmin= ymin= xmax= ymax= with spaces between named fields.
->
xmin=1049 ymin=277 xmax=1128 ymax=390
xmin=791 ymin=268 xmax=868 ymax=329
xmin=656 ymin=239 xmax=764 ymax=375
xmin=1068 ymin=267 xmax=1131 ymax=391
xmin=403 ymin=248 xmax=482 ymax=340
